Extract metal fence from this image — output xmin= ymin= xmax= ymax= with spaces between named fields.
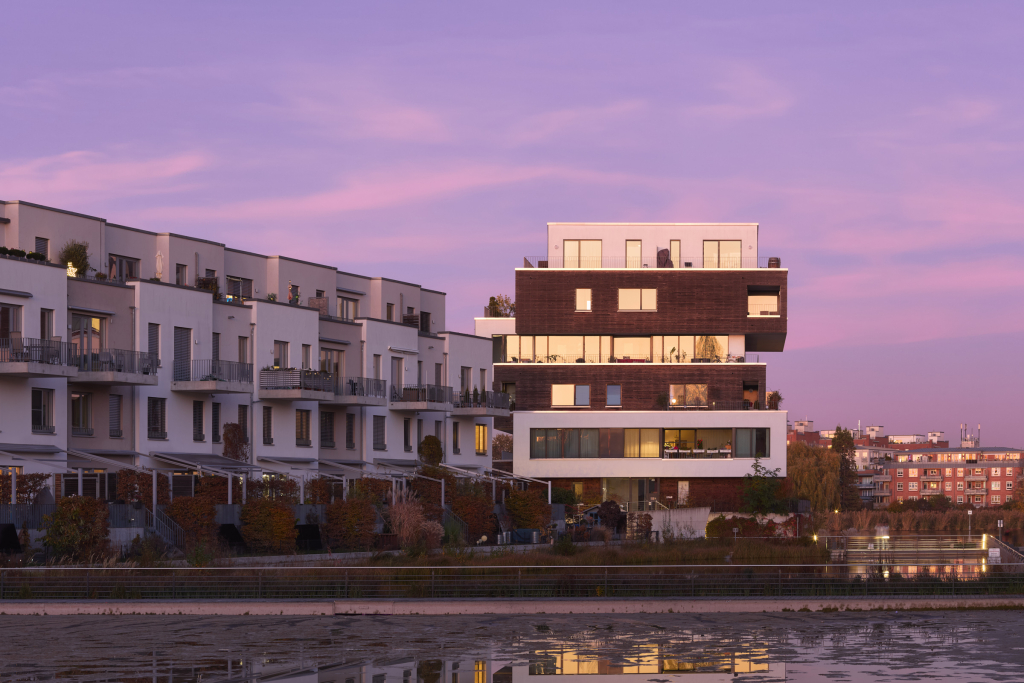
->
xmin=524 ymin=256 xmax=781 ymax=269
xmin=259 ymin=368 xmax=332 ymax=391
xmin=452 ymin=390 xmax=510 ymax=410
xmin=498 ymin=354 xmax=757 ymax=365
xmin=2 ymin=564 xmax=1023 ymax=601
xmin=390 ymin=384 xmax=454 ymax=404
xmin=176 ymin=359 xmax=253 ymax=383
xmin=0 ymin=337 xmax=78 ymax=365
xmin=0 ymin=504 xmax=56 ymax=528
xmin=78 ymin=348 xmax=158 ymax=375
xmin=335 ymin=376 xmax=388 ymax=398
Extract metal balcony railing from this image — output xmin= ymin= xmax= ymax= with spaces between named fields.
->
xmin=32 ymin=425 xmax=56 ymax=434
xmin=390 ymin=383 xmax=453 ymax=404
xmin=334 ymin=376 xmax=387 ymax=398
xmin=79 ymin=348 xmax=158 ymax=375
xmin=452 ymin=390 xmax=511 ymax=410
xmin=498 ymin=353 xmax=756 ymax=364
xmin=747 ymin=303 xmax=780 ymax=316
xmin=0 ymin=337 xmax=78 ymax=365
xmin=174 ymin=359 xmax=253 ymax=383
xmin=667 ymin=399 xmax=783 ymax=411
xmin=259 ymin=368 xmax=333 ymax=392
xmin=524 ymin=255 xmax=781 ymax=269
xmin=72 ymin=427 xmax=94 ymax=437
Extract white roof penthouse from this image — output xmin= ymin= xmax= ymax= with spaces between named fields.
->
xmin=0 ymin=200 xmax=507 ymax=501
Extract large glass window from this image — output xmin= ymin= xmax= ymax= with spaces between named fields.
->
xmin=654 ymin=336 xmax=694 ymax=363
xmin=703 ymin=240 xmax=741 ymax=268
xmin=574 ymin=385 xmax=590 ymax=406
xmin=735 ymin=428 xmax=770 ymax=458
xmin=108 ymin=254 xmax=140 ymax=282
xmin=617 ymin=289 xmax=656 ymax=311
xmin=551 ymin=384 xmax=574 ymax=406
xmin=625 ymin=240 xmax=642 ymax=268
xmin=71 ymin=314 xmax=104 ymax=357
xmin=664 ymin=429 xmax=697 ymax=452
xmin=694 ymin=335 xmax=727 ymax=362
xmin=475 ymin=424 xmax=489 ymax=455
xmin=696 ymin=428 xmax=732 ymax=452
xmin=31 ymin=388 xmax=53 ymax=433
xmin=563 ymin=240 xmax=602 ymax=268
xmin=71 ymin=392 xmax=92 ymax=435
xmin=613 ymin=336 xmax=650 ymax=361
xmin=548 ymin=337 xmax=584 ymax=363
xmin=669 ymin=384 xmax=708 ymax=407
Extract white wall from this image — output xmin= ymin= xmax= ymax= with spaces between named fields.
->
xmin=547 ymin=222 xmax=760 ymax=266
xmin=473 ymin=317 xmax=516 ymax=339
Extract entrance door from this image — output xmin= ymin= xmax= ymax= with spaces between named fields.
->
xmin=626 ymin=240 xmax=642 ymax=268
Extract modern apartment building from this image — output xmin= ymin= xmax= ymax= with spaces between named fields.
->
xmin=872 ymin=447 xmax=1021 ymax=508
xmin=478 ymin=222 xmax=788 ymax=510
xmin=0 ymin=200 xmax=506 ymax=500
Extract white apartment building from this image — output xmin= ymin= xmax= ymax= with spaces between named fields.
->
xmin=0 ymin=200 xmax=506 ymax=501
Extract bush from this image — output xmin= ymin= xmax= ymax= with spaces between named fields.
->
xmin=596 ymin=500 xmax=625 ymax=533
xmin=505 ymin=489 xmax=551 ymax=530
xmin=222 ymin=422 xmax=250 ymax=462
xmin=388 ymin=490 xmax=426 ymax=549
xmin=551 ymin=487 xmax=579 ymax=505
xmin=57 ymin=239 xmax=90 ymax=276
xmin=492 ymin=432 xmax=513 ymax=458
xmin=164 ymin=496 xmax=217 ymax=551
xmin=42 ymin=497 xmax=110 ymax=561
xmin=418 ymin=435 xmax=444 ymax=466
xmin=0 ymin=472 xmax=51 ymax=504
xmin=323 ymin=498 xmax=377 ymax=550
xmin=239 ymin=499 xmax=297 ymax=555
xmin=451 ymin=480 xmax=495 ymax=542
xmin=116 ymin=470 xmax=170 ymax=505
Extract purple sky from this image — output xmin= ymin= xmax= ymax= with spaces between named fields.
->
xmin=2 ymin=4 xmax=1023 ymax=445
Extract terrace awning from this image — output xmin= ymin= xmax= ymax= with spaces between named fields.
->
xmin=149 ymin=451 xmax=258 ymax=474
xmin=373 ymin=458 xmax=420 ymax=468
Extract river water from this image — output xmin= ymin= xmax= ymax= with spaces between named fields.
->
xmin=2 ymin=610 xmax=1023 ymax=681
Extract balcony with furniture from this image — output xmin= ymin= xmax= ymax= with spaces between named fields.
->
xmin=258 ymin=368 xmax=334 ymax=401
xmin=74 ymin=349 xmax=159 ymax=386
xmin=0 ymin=336 xmax=79 ymax=378
xmin=389 ymin=383 xmax=453 ymax=411
xmin=171 ymin=359 xmax=253 ymax=393
xmin=523 ymin=254 xmax=782 ymax=269
xmin=322 ymin=376 xmax=388 ymax=407
xmin=452 ymin=390 xmax=511 ymax=417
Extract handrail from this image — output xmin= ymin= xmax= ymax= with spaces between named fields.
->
xmin=148 ymin=506 xmax=186 ymax=552
xmin=442 ymin=507 xmax=470 ymax=542
xmin=452 ymin=390 xmax=510 ymax=410
xmin=174 ymin=359 xmax=253 ymax=383
xmin=335 ymin=376 xmax=387 ymax=398
xmin=524 ymin=255 xmax=781 ymax=269
xmin=259 ymin=368 xmax=332 ymax=391
xmin=0 ymin=337 xmax=79 ymax=365
xmin=497 ymin=354 xmax=755 ymax=364
xmin=390 ymin=383 xmax=453 ymax=404
xmin=79 ymin=348 xmax=158 ymax=375
xmin=988 ymin=534 xmax=1024 ymax=564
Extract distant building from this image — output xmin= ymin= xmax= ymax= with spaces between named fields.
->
xmin=872 ymin=447 xmax=1022 ymax=508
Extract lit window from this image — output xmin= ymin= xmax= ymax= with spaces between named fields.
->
xmin=475 ymin=424 xmax=488 ymax=455
xmin=991 ymin=481 xmax=1001 ymax=490
xmin=617 ymin=288 xmax=657 ymax=311
xmin=993 ymin=467 xmax=1001 ymax=476
xmin=575 ymin=289 xmax=592 ymax=311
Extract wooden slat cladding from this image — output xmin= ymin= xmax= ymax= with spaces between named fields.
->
xmin=514 ymin=269 xmax=787 ymax=336
xmin=495 ymin=363 xmax=766 ymax=411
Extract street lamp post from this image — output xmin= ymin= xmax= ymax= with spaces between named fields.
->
xmin=968 ymin=509 xmax=973 ymax=540
xmin=733 ymin=527 xmax=739 ymax=542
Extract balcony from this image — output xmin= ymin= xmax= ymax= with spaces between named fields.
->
xmin=322 ymin=376 xmax=388 ymax=407
xmin=389 ymin=383 xmax=453 ymax=411
xmin=874 ymin=474 xmax=892 ymax=482
xmin=965 ymin=475 xmax=989 ymax=482
xmin=668 ymin=399 xmax=782 ymax=411
xmin=523 ymin=255 xmax=781 ymax=269
xmin=258 ymin=368 xmax=334 ymax=401
xmin=498 ymin=353 xmax=757 ymax=364
xmin=171 ymin=359 xmax=253 ymax=394
xmin=452 ymin=390 xmax=511 ymax=417
xmin=0 ymin=337 xmax=79 ymax=378
xmin=920 ymin=474 xmax=943 ymax=482
xmin=75 ymin=349 xmax=158 ymax=386
xmin=747 ymin=302 xmax=780 ymax=317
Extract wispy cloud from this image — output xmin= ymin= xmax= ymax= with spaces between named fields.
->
xmin=682 ymin=64 xmax=793 ymax=121
xmin=507 ymin=100 xmax=647 ymax=144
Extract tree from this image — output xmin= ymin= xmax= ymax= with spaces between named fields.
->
xmin=831 ymin=426 xmax=861 ymax=511
xmin=695 ymin=335 xmax=723 ymax=361
xmin=787 ymin=442 xmax=842 ymax=512
xmin=58 ymin=239 xmax=91 ymax=276
xmin=492 ymin=432 xmax=513 ymax=459
xmin=487 ymin=294 xmax=515 ymax=317
xmin=222 ymin=423 xmax=250 ymax=462
xmin=741 ymin=456 xmax=787 ymax=515
xmin=240 ymin=498 xmax=297 ymax=554
xmin=418 ymin=435 xmax=444 ymax=466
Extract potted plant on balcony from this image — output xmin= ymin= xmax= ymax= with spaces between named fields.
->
xmin=472 ymin=387 xmax=479 ymax=406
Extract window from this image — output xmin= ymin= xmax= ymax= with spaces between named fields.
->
xmin=262 ymin=406 xmax=273 ymax=445
xmin=617 ymin=288 xmax=657 ymax=311
xmin=552 ymin=384 xmax=589 ymax=406
xmin=147 ymin=397 xmax=167 ymax=439
xmin=958 ymin=482 xmax=964 ymax=490
xmin=625 ymin=240 xmax=642 ymax=268
xmin=321 ymin=348 xmax=343 ymax=380
xmin=897 ymin=482 xmax=903 ymax=491
xmin=747 ymin=292 xmax=779 ymax=317
xmin=71 ymin=392 xmax=93 ymax=436
xmin=302 ymin=344 xmax=311 ymax=370
xmin=957 ymin=468 xmax=964 ymax=477
xmin=703 ymin=240 xmax=741 ymax=268
xmin=346 ymin=413 xmax=356 ymax=449
xmin=735 ymin=428 xmax=770 ymax=458
xmin=476 ymin=424 xmax=488 ymax=455
xmin=72 ymin=314 xmax=104 ymax=356
xmin=669 ymin=384 xmax=708 ymax=408
xmin=897 ymin=469 xmax=903 ymax=477
xmin=238 ymin=336 xmax=248 ymax=364
xmin=288 ymin=282 xmax=300 ymax=305
xmin=460 ymin=366 xmax=472 ymax=392
xmin=0 ymin=303 xmax=22 ymax=338
xmin=340 ymin=297 xmax=359 ymax=320
xmin=624 ymin=429 xmax=661 ymax=458
xmin=226 ymin=276 xmax=253 ymax=301
xmin=109 ymin=394 xmax=122 ymax=438
xmin=175 ymin=263 xmax=189 ymax=286
xmin=404 ymin=418 xmax=413 ymax=452
xmin=945 ymin=468 xmax=953 ymax=476
xmin=563 ymin=239 xmax=602 ymax=268
xmin=318 ymin=411 xmax=335 ymax=448
xmin=575 ymin=289 xmax=592 ymax=311
xmin=193 ymin=401 xmax=205 ymax=441
xmin=992 ymin=481 xmax=1001 ymax=491
xmin=34 ymin=236 xmax=49 ymax=260
xmin=453 ymin=422 xmax=461 ymax=454
xmin=1008 ymin=481 xmax=1014 ymax=491
xmin=212 ymin=402 xmax=221 ymax=443
xmin=108 ymin=254 xmax=140 ymax=282
xmin=373 ymin=354 xmax=382 ymax=379
xmin=909 ymin=468 xmax=918 ymax=477
xmin=992 ymin=495 xmax=1001 ymax=504
xmin=373 ymin=415 xmax=386 ymax=450
xmin=957 ymin=496 xmax=963 ymax=504
xmin=945 ymin=481 xmax=952 ymax=491
xmin=148 ymin=323 xmax=160 ymax=365
xmin=420 ymin=311 xmax=430 ymax=333
xmin=238 ymin=405 xmax=248 ymax=443
xmin=606 ymin=385 xmax=621 ymax=407
xmin=669 ymin=239 xmax=680 ymax=268
xmin=993 ymin=467 xmax=1001 ymax=476
xmin=273 ymin=341 xmax=289 ymax=369
xmin=296 ymin=409 xmax=311 ymax=446
xmin=386 ymin=303 xmax=395 ymax=321
xmin=39 ymin=308 xmax=53 ymax=339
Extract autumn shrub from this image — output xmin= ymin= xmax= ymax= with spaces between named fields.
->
xmin=164 ymin=496 xmax=217 ymax=550
xmin=194 ymin=474 xmax=242 ymax=504
xmin=451 ymin=480 xmax=495 ymax=542
xmin=221 ymin=422 xmax=250 ymax=461
xmin=505 ymin=489 xmax=551 ymax=530
xmin=705 ymin=514 xmax=784 ymax=539
xmin=245 ymin=475 xmax=299 ymax=503
xmin=323 ymin=498 xmax=377 ymax=550
xmin=116 ymin=470 xmax=170 ymax=506
xmin=595 ymin=500 xmax=624 ymax=533
xmin=239 ymin=498 xmax=297 ymax=555
xmin=305 ymin=475 xmax=344 ymax=504
xmin=418 ymin=435 xmax=444 ymax=466
xmin=628 ymin=512 xmax=653 ymax=540
xmin=0 ymin=472 xmax=51 ymax=503
xmin=42 ymin=497 xmax=111 ymax=561
xmin=388 ymin=490 xmax=426 ymax=549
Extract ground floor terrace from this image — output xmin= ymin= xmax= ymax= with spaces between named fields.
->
xmin=546 ymin=476 xmax=746 ymax=512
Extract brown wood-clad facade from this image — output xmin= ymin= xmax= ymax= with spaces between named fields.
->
xmin=495 ymin=363 xmax=766 ymax=411
xmin=514 ymin=268 xmax=787 ymax=351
